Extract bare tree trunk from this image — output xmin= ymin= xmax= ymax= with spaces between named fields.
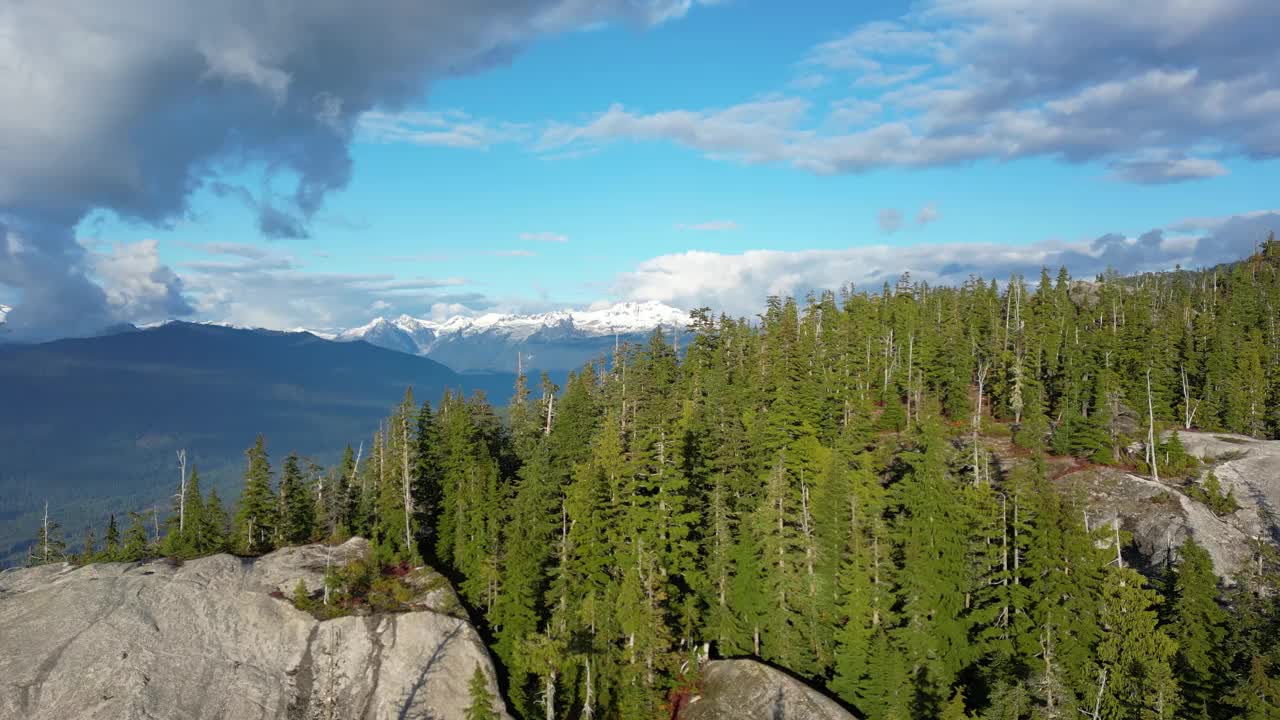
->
xmin=1086 ymin=669 xmax=1108 ymax=720
xmin=1147 ymin=368 xmax=1160 ymax=484
xmin=1113 ymin=516 xmax=1124 ymax=569
xmin=544 ymin=671 xmax=557 ymax=720
xmin=544 ymin=392 xmax=555 ymax=435
xmin=906 ymin=332 xmax=914 ymax=429
xmin=324 ymin=544 xmax=331 ymax=605
xmin=1180 ymin=364 xmax=1199 ymax=430
xmin=973 ymin=361 xmax=989 ymax=485
xmin=799 ymin=474 xmax=815 ymax=594
xmin=401 ymin=412 xmax=412 ymax=553
xmin=581 ymin=657 xmax=594 ymax=720
xmin=42 ymin=500 xmax=50 ymax=563
xmin=177 ymin=449 xmax=188 ymax=533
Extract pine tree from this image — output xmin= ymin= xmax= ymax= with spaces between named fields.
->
xmin=280 ymin=452 xmax=316 ymax=545
xmin=78 ymin=526 xmax=96 ymax=565
xmin=1227 ymin=656 xmax=1280 ymax=720
xmin=464 ymin=664 xmax=500 ymax=720
xmin=234 ymin=435 xmax=276 ymax=554
xmin=941 ymin=688 xmax=974 ymax=720
xmin=200 ymin=488 xmax=229 ymax=554
xmin=1095 ymin=566 xmax=1179 ymax=719
xmin=1164 ymin=538 xmax=1229 ymax=719
xmin=104 ymin=514 xmax=120 ymax=560
xmin=27 ymin=502 xmax=67 ymax=566
xmin=120 ymin=511 xmax=150 ymax=562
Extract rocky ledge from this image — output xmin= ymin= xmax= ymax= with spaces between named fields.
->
xmin=0 ymin=538 xmax=510 ymax=720
xmin=1059 ymin=431 xmax=1280 ymax=577
xmin=678 ymin=659 xmax=853 ymax=720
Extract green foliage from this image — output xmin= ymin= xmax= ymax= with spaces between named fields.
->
xmin=1164 ymin=538 xmax=1230 ymax=719
xmin=1186 ymin=470 xmax=1240 ymax=515
xmin=280 ymin=453 xmax=316 ymax=545
xmin=465 ymin=664 xmax=500 ymax=720
xmin=234 ymin=435 xmax=277 ymax=554
xmin=119 ymin=511 xmax=151 ymax=562
xmin=26 ymin=504 xmax=67 ymax=566
xmin=58 ymin=253 xmax=1280 ymax=719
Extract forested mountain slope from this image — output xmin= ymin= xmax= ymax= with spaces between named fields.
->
xmin=20 ymin=241 xmax=1280 ymax=720
xmin=0 ymin=322 xmax=513 ymax=566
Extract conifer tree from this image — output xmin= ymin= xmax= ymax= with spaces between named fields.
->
xmin=280 ymin=452 xmax=316 ymax=545
xmin=234 ymin=435 xmax=276 ymax=554
xmin=464 ymin=664 xmax=500 ymax=720
xmin=78 ymin=527 xmax=96 ymax=565
xmin=1227 ymin=656 xmax=1280 ymax=720
xmin=120 ymin=511 xmax=150 ymax=562
xmin=104 ymin=514 xmax=120 ymax=560
xmin=1163 ymin=538 xmax=1230 ymax=719
xmin=200 ymin=488 xmax=229 ymax=554
xmin=27 ymin=501 xmax=67 ymax=566
xmin=1095 ymin=566 xmax=1179 ymax=719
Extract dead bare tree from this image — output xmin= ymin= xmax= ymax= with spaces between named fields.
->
xmin=401 ymin=411 xmax=413 ymax=552
xmin=1082 ymin=668 xmax=1107 ymax=720
xmin=41 ymin=500 xmax=51 ymax=564
xmin=1180 ymin=364 xmax=1200 ymax=430
xmin=581 ymin=657 xmax=594 ymax=720
xmin=176 ymin=449 xmax=188 ymax=533
xmin=1146 ymin=368 xmax=1160 ymax=484
xmin=973 ymin=360 xmax=989 ymax=485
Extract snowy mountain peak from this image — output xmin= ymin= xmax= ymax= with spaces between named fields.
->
xmin=338 ymin=301 xmax=689 ymax=371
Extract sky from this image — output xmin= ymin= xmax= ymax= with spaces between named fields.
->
xmin=1 ymin=0 xmax=1278 ymax=340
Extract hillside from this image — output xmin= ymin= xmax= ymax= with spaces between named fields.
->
xmin=0 ymin=322 xmax=514 ymax=566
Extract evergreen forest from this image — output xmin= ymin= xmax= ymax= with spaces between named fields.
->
xmin=33 ymin=240 xmax=1280 ymax=720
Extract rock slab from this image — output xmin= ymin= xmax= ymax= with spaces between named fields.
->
xmin=679 ymin=659 xmax=853 ymax=720
xmin=0 ymin=540 xmax=509 ymax=720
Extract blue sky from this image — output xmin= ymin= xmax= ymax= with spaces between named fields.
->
xmin=2 ymin=0 xmax=1278 ymax=336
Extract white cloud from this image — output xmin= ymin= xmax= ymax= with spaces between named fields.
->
xmin=519 ymin=231 xmax=569 ymax=243
xmin=357 ymin=110 xmax=527 ymax=150
xmin=0 ymin=0 xmax=707 ymax=339
xmin=917 ymin=201 xmax=940 ymax=225
xmin=613 ymin=211 xmax=1280 ymax=317
xmin=676 ymin=220 xmax=739 ymax=231
xmin=1166 ymin=209 xmax=1280 ymax=233
xmin=828 ymin=98 xmax=882 ymax=128
xmin=537 ymin=0 xmax=1280 ymax=182
xmin=1107 ymin=153 xmax=1228 ymax=185
xmin=93 ymin=240 xmax=193 ymax=323
xmin=790 ymin=74 xmax=828 ymax=91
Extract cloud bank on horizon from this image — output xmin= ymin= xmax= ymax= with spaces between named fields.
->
xmin=1 ymin=0 xmax=1278 ymax=339
xmin=613 ymin=212 xmax=1280 ymax=319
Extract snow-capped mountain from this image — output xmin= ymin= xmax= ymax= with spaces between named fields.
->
xmin=339 ymin=301 xmax=689 ymax=373
xmin=0 ymin=304 xmax=9 ymax=324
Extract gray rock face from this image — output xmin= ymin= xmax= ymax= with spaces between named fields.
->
xmin=679 ymin=660 xmax=853 ymax=720
xmin=0 ymin=539 xmax=509 ymax=720
xmin=1064 ymin=432 xmax=1280 ymax=577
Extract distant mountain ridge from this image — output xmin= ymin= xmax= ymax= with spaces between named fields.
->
xmin=0 ymin=322 xmax=515 ymax=566
xmin=337 ymin=300 xmax=690 ymax=372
